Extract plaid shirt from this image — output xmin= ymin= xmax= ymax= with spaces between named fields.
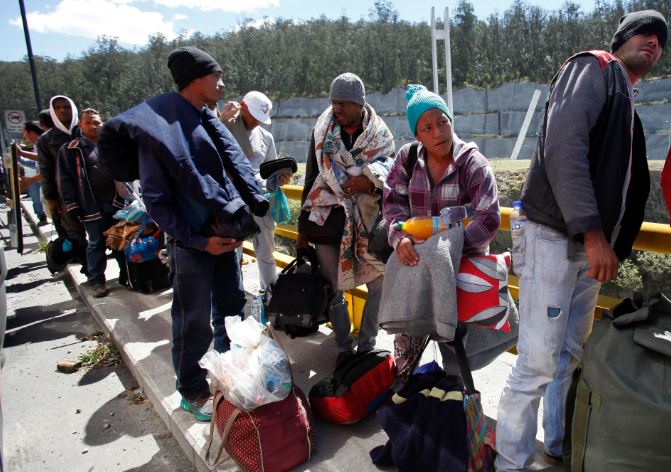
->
xmin=383 ymin=138 xmax=500 ymax=255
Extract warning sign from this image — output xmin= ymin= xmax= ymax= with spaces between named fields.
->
xmin=4 ymin=109 xmax=26 ymax=133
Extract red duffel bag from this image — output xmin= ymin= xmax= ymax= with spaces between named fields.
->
xmin=309 ymin=349 xmax=396 ymax=424
xmin=205 ymin=386 xmax=314 ymax=472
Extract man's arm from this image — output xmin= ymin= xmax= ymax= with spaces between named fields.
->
xmin=544 ymin=56 xmax=618 ymax=281
xmin=544 ymin=56 xmax=606 ymax=237
xmin=56 ymin=146 xmax=80 ymax=216
xmin=200 ymin=110 xmax=268 ymax=216
xmin=138 ymin=148 xmax=211 ymax=251
xmin=36 ymin=135 xmax=59 ymax=200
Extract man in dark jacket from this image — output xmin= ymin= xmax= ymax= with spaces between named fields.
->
xmin=99 ymin=47 xmax=268 ymax=422
xmin=36 ymin=95 xmax=87 ymax=270
xmin=58 ymin=109 xmax=126 ymax=298
xmin=37 ymin=96 xmax=86 ymax=241
xmin=496 ymin=11 xmax=667 ymax=470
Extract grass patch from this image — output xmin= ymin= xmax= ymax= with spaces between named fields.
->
xmin=79 ymin=332 xmax=121 ymax=369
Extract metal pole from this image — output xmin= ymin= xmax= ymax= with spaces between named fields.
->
xmin=444 ymin=7 xmax=453 ymax=117
xmin=511 ymin=89 xmax=541 ymax=160
xmin=431 ymin=7 xmax=439 ymax=94
xmin=18 ymin=0 xmax=42 ymax=114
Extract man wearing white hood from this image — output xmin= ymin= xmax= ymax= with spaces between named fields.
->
xmin=36 ymin=95 xmax=87 ymax=266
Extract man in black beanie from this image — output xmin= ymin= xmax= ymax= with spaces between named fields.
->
xmin=99 ymin=46 xmax=268 ymax=422
xmin=496 ymin=10 xmax=667 ymax=471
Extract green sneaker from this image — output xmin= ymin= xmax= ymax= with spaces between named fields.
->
xmin=180 ymin=395 xmax=213 ymax=422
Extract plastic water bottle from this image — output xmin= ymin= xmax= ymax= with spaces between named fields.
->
xmin=510 ymin=201 xmax=527 ymax=276
xmin=250 ymin=294 xmax=266 ymax=324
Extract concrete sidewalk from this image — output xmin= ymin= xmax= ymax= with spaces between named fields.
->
xmin=21 ymin=197 xmax=559 ymax=472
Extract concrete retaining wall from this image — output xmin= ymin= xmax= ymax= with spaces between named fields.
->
xmin=235 ymin=78 xmax=671 ymax=162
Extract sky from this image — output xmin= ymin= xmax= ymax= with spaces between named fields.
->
xmin=1 ymin=0 xmax=597 ymax=62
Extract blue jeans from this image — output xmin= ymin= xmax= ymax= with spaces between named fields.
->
xmin=82 ymin=207 xmax=124 ymax=284
xmin=495 ymin=222 xmax=600 ymax=471
xmin=169 ymin=243 xmax=245 ymax=400
xmin=315 ymin=244 xmax=383 ymax=351
xmin=26 ymin=182 xmax=45 ymax=219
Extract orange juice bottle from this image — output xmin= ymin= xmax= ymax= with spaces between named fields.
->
xmin=395 ymin=216 xmax=447 ymax=239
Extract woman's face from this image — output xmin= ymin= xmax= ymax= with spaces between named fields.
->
xmin=415 ymin=108 xmax=453 ymax=158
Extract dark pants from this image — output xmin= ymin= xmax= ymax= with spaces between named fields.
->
xmin=81 ymin=206 xmax=125 ymax=284
xmin=168 ymin=243 xmax=246 ymax=400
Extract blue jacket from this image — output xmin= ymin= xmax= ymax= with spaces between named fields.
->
xmin=100 ymin=92 xmax=268 ymax=250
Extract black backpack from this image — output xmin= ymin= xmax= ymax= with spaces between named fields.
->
xmin=367 ymin=143 xmax=419 ymax=263
xmin=265 ymin=247 xmax=329 ymax=338
xmin=46 ymin=237 xmax=86 ymax=274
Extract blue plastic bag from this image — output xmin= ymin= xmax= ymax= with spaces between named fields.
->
xmin=266 ymin=189 xmax=291 ymax=225
xmin=125 ymin=221 xmax=159 ymax=263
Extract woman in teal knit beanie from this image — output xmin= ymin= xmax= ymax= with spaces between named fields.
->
xmin=405 ymin=84 xmax=453 ymax=135
xmin=380 ymin=83 xmax=502 ymax=382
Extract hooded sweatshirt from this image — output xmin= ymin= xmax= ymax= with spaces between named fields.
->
xmin=383 ymin=136 xmax=501 ymax=256
xmin=36 ymin=95 xmax=79 ymax=200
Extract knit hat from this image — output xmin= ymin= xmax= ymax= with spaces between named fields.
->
xmin=610 ymin=10 xmax=668 ymax=53
xmin=405 ymin=84 xmax=453 ymax=135
xmin=329 ymin=73 xmax=366 ymax=106
xmin=167 ymin=47 xmax=222 ymax=90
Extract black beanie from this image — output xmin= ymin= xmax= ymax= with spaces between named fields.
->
xmin=610 ymin=10 xmax=668 ymax=53
xmin=167 ymin=47 xmax=222 ymax=90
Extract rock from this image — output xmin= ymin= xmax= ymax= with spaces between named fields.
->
xmin=103 ymin=423 xmax=111 ymax=430
xmin=75 ymin=409 xmax=81 ymax=414
xmin=57 ymin=359 xmax=82 ymax=373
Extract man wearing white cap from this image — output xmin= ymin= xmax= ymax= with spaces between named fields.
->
xmin=222 ymin=91 xmax=292 ymax=291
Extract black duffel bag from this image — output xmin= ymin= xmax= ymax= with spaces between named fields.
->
xmin=265 ymin=247 xmax=329 ymax=338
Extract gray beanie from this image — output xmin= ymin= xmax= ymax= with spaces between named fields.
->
xmin=610 ymin=10 xmax=668 ymax=53
xmin=329 ymin=73 xmax=366 ymax=106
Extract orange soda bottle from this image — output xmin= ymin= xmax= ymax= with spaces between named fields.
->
xmin=395 ymin=216 xmax=446 ymax=240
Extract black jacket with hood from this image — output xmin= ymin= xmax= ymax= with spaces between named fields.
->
xmin=36 ymin=96 xmax=79 ymax=201
xmin=521 ymin=50 xmax=649 ymax=261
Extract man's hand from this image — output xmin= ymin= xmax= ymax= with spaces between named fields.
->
xmin=278 ymin=171 xmax=292 ymax=187
xmin=205 ymin=236 xmax=241 ymax=255
xmin=342 ymin=175 xmax=374 ymax=196
xmin=295 ymin=233 xmax=310 ymax=251
xmin=396 ymin=236 xmax=423 ymax=266
xmin=584 ymin=229 xmax=619 ymax=282
xmin=219 ymin=101 xmax=241 ymax=123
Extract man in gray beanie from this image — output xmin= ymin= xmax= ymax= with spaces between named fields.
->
xmin=496 ymin=10 xmax=667 ymax=471
xmin=297 ymin=72 xmax=395 ymax=366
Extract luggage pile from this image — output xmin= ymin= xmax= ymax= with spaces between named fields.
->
xmin=103 ymin=198 xmax=169 ymax=293
xmin=199 ymin=317 xmax=314 ymax=472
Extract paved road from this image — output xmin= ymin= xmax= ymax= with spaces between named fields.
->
xmin=1 ymin=206 xmax=194 ymax=472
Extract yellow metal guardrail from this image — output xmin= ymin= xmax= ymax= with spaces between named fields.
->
xmin=243 ymin=184 xmax=671 ymax=323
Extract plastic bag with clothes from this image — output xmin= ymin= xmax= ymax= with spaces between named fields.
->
xmin=265 ymin=189 xmax=291 ymax=225
xmin=199 ymin=316 xmax=292 ymax=411
xmin=114 ymin=199 xmax=148 ymax=223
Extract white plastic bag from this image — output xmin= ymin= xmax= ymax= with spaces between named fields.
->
xmin=199 ymin=317 xmax=292 ymax=411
